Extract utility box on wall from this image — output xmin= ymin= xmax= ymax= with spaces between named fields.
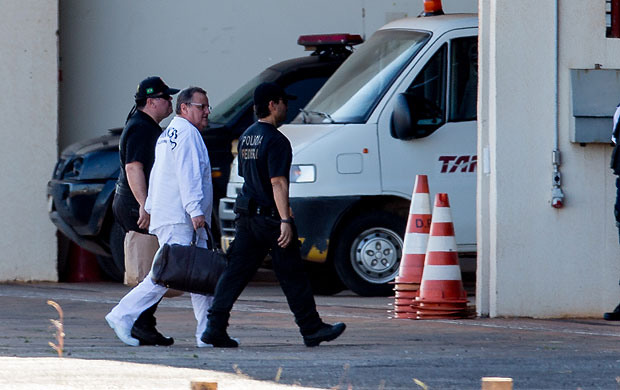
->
xmin=571 ymin=68 xmax=620 ymax=143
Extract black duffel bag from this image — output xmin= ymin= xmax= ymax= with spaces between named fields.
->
xmin=151 ymin=227 xmax=227 ymax=295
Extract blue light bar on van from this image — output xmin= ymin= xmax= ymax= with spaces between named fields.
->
xmin=297 ymin=34 xmax=363 ymax=48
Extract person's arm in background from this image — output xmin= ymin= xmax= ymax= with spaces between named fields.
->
xmin=126 ymin=161 xmax=150 ymax=229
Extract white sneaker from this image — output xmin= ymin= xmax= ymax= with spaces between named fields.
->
xmin=105 ymin=313 xmax=139 ymax=347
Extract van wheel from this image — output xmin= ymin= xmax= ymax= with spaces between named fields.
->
xmin=96 ymin=221 xmax=125 ymax=282
xmin=334 ymin=211 xmax=404 ymax=296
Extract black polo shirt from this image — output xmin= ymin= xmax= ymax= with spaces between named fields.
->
xmin=117 ymin=110 xmax=162 ymax=198
xmin=238 ymin=121 xmax=291 ymax=208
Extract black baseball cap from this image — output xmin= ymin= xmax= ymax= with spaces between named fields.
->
xmin=135 ymin=76 xmax=180 ymax=100
xmin=254 ymin=82 xmax=297 ymax=106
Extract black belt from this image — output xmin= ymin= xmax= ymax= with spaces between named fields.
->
xmin=254 ymin=205 xmax=278 ymax=217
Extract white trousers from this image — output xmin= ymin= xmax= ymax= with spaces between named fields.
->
xmin=106 ymin=224 xmax=213 ymax=342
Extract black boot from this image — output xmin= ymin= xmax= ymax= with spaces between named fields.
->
xmin=131 ymin=301 xmax=174 ymax=346
xmin=303 ymin=322 xmax=346 ymax=347
xmin=131 ymin=322 xmax=174 ymax=346
xmin=200 ymin=326 xmax=239 ymax=348
xmin=603 ymin=302 xmax=620 ymax=321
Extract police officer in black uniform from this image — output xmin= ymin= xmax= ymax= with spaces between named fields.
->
xmin=605 ymin=103 xmax=620 ymax=321
xmin=113 ymin=76 xmax=179 ymax=344
xmin=201 ymin=82 xmax=346 ymax=347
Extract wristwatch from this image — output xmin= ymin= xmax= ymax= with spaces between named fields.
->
xmin=280 ymin=218 xmax=294 ymax=224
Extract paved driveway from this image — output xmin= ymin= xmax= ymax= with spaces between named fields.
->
xmin=0 ymin=282 xmax=618 ymax=389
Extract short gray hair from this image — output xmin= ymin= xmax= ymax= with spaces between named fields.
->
xmin=175 ymin=86 xmax=207 ymax=114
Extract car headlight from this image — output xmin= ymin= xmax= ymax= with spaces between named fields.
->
xmin=290 ymin=164 xmax=316 ymax=183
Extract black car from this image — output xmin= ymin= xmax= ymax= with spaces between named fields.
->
xmin=47 ymin=34 xmax=362 ymax=282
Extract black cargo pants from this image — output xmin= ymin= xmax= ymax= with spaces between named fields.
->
xmin=112 ymin=192 xmax=149 ymax=235
xmin=615 ymin=177 xmax=620 ymax=245
xmin=207 ymin=214 xmax=323 ymax=336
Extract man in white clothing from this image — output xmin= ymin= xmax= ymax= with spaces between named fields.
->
xmin=106 ymin=87 xmax=215 ymax=347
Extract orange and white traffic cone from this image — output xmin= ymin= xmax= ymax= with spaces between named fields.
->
xmin=396 ymin=174 xmax=432 ymax=286
xmin=412 ymin=193 xmax=470 ymax=319
xmin=389 ymin=174 xmax=432 ymax=319
xmin=389 ymin=289 xmax=419 ymax=319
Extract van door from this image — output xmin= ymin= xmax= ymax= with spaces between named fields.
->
xmin=377 ymin=29 xmax=478 ymax=247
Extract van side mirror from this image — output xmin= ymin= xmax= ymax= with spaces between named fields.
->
xmin=390 ymin=93 xmax=444 ymax=140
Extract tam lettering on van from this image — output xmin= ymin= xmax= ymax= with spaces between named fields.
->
xmin=438 ymin=155 xmax=477 ymax=173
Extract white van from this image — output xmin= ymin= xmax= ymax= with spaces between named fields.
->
xmin=219 ymin=12 xmax=478 ymax=296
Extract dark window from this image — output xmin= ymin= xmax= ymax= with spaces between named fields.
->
xmin=208 ymin=69 xmax=279 ymax=125
xmin=449 ymin=37 xmax=478 ymax=122
xmin=404 ymin=43 xmax=447 ymax=128
xmin=607 ymin=0 xmax=620 ymax=38
xmin=283 ymin=76 xmax=329 ymax=123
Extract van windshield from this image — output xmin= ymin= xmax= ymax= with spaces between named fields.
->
xmin=208 ymin=69 xmax=279 ymax=125
xmin=294 ymin=30 xmax=431 ymax=124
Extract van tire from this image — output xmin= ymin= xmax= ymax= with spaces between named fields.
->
xmin=333 ymin=211 xmax=404 ymax=296
xmin=96 ymin=221 xmax=125 ymax=282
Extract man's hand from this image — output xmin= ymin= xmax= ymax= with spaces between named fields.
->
xmin=278 ymin=222 xmax=293 ymax=248
xmin=192 ymin=215 xmax=206 ymax=230
xmin=137 ymin=205 xmax=150 ymax=230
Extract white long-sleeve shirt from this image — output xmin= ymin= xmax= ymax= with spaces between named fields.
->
xmin=145 ymin=116 xmax=212 ymax=231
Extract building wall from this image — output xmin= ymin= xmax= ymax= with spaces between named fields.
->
xmin=0 ymin=1 xmax=59 ymax=281
xmin=478 ymin=0 xmax=620 ymax=317
xmin=0 ymin=0 xmax=476 ymax=282
xmin=58 ymin=0 xmax=477 ymax=149
xmin=4 ymin=0 xmax=617 ymax=315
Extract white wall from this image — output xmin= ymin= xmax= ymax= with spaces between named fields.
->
xmin=58 ymin=0 xmax=477 ymax=149
xmin=478 ymin=0 xmax=620 ymax=317
xmin=0 ymin=1 xmax=58 ymax=281
xmin=48 ymin=0 xmax=620 ymax=314
xmin=0 ymin=0 xmax=477 ymax=283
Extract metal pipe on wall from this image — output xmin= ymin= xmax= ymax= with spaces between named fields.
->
xmin=551 ymin=0 xmax=565 ymax=208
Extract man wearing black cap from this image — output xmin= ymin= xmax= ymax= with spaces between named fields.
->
xmin=111 ymin=76 xmax=179 ymax=346
xmin=202 ymin=82 xmax=346 ymax=348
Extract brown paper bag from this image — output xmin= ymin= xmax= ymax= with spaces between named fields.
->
xmin=124 ymin=231 xmax=183 ymax=298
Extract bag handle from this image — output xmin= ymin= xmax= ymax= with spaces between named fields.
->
xmin=190 ymin=225 xmax=216 ymax=250
xmin=204 ymin=225 xmax=216 ymax=250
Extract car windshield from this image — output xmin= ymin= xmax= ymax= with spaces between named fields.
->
xmin=293 ymin=29 xmax=431 ymax=124
xmin=208 ymin=68 xmax=279 ymax=125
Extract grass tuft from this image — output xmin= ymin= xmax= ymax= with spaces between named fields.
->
xmin=47 ymin=300 xmax=64 ymax=357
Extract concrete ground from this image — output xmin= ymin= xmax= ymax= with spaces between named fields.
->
xmin=0 ymin=281 xmax=618 ymax=389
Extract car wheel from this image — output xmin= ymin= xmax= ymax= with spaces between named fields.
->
xmin=96 ymin=221 xmax=125 ymax=282
xmin=333 ymin=211 xmax=404 ymax=296
xmin=304 ymin=260 xmax=346 ymax=296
